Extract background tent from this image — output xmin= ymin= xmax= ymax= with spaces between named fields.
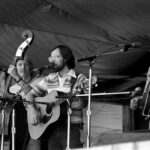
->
xmin=0 ymin=0 xmax=150 ymax=80
xmin=0 ymin=0 xmax=150 ymax=147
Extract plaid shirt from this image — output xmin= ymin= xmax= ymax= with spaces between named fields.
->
xmin=31 ymin=69 xmax=88 ymax=124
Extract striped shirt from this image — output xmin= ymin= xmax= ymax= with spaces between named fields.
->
xmin=31 ymin=69 xmax=88 ymax=124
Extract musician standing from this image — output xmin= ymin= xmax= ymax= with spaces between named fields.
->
xmin=130 ymin=66 xmax=150 ymax=129
xmin=130 ymin=67 xmax=150 ymax=110
xmin=7 ymin=56 xmax=43 ymax=150
xmin=26 ymin=45 xmax=89 ymax=150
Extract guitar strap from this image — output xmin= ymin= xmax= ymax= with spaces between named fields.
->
xmin=56 ymin=73 xmax=79 ymax=124
xmin=69 ymin=72 xmax=80 ymax=101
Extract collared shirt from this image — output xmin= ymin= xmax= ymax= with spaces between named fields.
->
xmin=32 ymin=69 xmax=88 ymax=124
xmin=33 ymin=69 xmax=88 ymax=95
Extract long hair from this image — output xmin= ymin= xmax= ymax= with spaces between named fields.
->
xmin=16 ymin=56 xmax=34 ymax=76
xmin=50 ymin=45 xmax=75 ymax=69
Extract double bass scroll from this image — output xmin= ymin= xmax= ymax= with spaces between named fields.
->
xmin=3 ymin=30 xmax=33 ymax=96
xmin=13 ymin=30 xmax=34 ymax=65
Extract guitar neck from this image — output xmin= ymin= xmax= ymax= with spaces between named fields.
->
xmin=53 ymin=98 xmax=67 ymax=108
xmin=144 ymin=79 xmax=150 ymax=93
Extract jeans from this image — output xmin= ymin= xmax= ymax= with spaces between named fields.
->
xmin=25 ymin=138 xmax=41 ymax=150
xmin=47 ymin=124 xmax=83 ymax=150
xmin=26 ymin=123 xmax=83 ymax=150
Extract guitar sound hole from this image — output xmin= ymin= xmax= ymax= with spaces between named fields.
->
xmin=42 ymin=113 xmax=52 ymax=124
xmin=46 ymin=104 xmax=53 ymax=114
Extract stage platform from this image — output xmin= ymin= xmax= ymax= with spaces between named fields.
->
xmin=73 ymin=131 xmax=150 ymax=149
xmin=95 ymin=130 xmax=150 ymax=146
xmin=1 ymin=131 xmax=150 ymax=150
xmin=73 ymin=140 xmax=150 ymax=150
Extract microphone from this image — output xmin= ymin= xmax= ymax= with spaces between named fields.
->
xmin=34 ymin=62 xmax=54 ymax=72
xmin=116 ymin=42 xmax=141 ymax=52
xmin=77 ymin=54 xmax=101 ymax=62
xmin=131 ymin=87 xmax=142 ymax=97
xmin=116 ymin=42 xmax=141 ymax=48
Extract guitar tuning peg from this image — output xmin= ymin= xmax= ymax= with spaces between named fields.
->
xmin=94 ymin=83 xmax=98 ymax=87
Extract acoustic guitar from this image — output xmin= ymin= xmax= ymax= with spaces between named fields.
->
xmin=27 ymin=75 xmax=97 ymax=140
xmin=27 ymin=90 xmax=62 ymax=140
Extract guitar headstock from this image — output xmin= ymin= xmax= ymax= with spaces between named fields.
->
xmin=147 ymin=67 xmax=150 ymax=81
xmin=82 ymin=74 xmax=98 ymax=88
xmin=92 ymin=75 xmax=98 ymax=87
xmin=72 ymin=74 xmax=98 ymax=94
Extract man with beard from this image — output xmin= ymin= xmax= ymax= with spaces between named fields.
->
xmin=26 ymin=45 xmax=89 ymax=150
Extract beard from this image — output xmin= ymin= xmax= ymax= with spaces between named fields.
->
xmin=53 ymin=62 xmax=65 ymax=72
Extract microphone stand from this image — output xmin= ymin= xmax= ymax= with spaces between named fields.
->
xmin=66 ymin=99 xmax=71 ymax=150
xmin=0 ymin=99 xmax=17 ymax=150
xmin=11 ymin=105 xmax=16 ymax=150
xmin=77 ymin=47 xmax=128 ymax=148
xmin=0 ymin=102 xmax=8 ymax=150
xmin=86 ymin=58 xmax=95 ymax=148
xmin=0 ymin=109 xmax=5 ymax=150
xmin=0 ymin=110 xmax=5 ymax=150
xmin=78 ymin=56 xmax=96 ymax=148
xmin=0 ymin=97 xmax=50 ymax=150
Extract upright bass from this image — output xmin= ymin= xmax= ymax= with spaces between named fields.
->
xmin=0 ymin=30 xmax=33 ymax=150
xmin=3 ymin=30 xmax=34 ymax=101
